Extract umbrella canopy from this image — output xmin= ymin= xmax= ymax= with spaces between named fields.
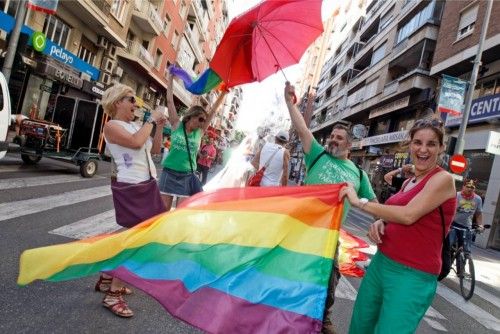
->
xmin=210 ymin=0 xmax=323 ymax=88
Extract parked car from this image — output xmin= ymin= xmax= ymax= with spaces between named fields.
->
xmin=0 ymin=71 xmax=12 ymax=160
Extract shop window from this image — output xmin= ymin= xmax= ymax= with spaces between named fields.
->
xmin=110 ymin=0 xmax=126 ymax=22
xmin=457 ymin=4 xmax=478 ymax=39
xmin=460 ymin=150 xmax=494 ymax=197
xmin=43 ymin=15 xmax=71 ymax=48
xmin=480 ymin=80 xmax=495 ymax=97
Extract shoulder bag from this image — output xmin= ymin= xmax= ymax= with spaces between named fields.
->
xmin=246 ymin=147 xmax=281 ymax=187
xmin=183 ymin=125 xmax=204 ymax=195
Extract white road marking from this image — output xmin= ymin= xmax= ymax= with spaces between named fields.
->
xmin=437 ymin=284 xmax=500 ymax=331
xmin=0 ymin=174 xmax=103 ymax=190
xmin=49 ymin=209 xmax=121 ymax=239
xmin=0 ymin=186 xmax=111 ymax=222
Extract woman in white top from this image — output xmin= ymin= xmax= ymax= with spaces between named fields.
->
xmin=251 ymin=130 xmax=290 ymax=186
xmin=98 ymin=84 xmax=166 ymax=318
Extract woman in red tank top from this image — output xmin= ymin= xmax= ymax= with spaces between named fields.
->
xmin=340 ymin=119 xmax=457 ymax=334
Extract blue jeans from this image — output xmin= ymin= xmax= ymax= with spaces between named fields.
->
xmin=448 ymin=223 xmax=472 ymax=254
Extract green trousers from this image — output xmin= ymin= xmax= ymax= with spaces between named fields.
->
xmin=349 ymin=251 xmax=437 ymax=334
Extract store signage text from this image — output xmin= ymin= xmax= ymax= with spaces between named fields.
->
xmin=0 ymin=12 xmax=100 ymax=81
xmin=369 ymin=96 xmax=410 ymax=119
xmin=361 ymin=130 xmax=408 ymax=147
xmin=445 ymin=93 xmax=500 ymax=126
xmin=49 ymin=45 xmax=74 ymax=64
xmin=39 ymin=62 xmax=83 ymax=89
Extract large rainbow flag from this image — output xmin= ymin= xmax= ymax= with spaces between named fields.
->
xmin=18 ymin=184 xmax=345 ymax=333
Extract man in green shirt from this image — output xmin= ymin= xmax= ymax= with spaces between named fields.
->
xmin=284 ymin=83 xmax=377 ymax=334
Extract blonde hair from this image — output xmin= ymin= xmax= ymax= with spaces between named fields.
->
xmin=101 ymin=84 xmax=135 ymax=118
xmin=182 ymin=105 xmax=208 ymax=123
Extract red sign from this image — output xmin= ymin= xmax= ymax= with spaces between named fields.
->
xmin=449 ymin=154 xmax=467 ymax=174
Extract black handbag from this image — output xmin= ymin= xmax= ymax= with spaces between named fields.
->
xmin=183 ymin=125 xmax=203 ymax=196
xmin=438 ymin=206 xmax=452 ymax=281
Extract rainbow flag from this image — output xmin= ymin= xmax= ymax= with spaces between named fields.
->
xmin=18 ymin=185 xmax=345 ymax=333
xmin=169 ymin=65 xmax=223 ymax=95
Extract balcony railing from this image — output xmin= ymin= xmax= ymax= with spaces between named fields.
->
xmin=133 ymin=0 xmax=163 ymax=34
xmin=383 ymin=80 xmax=398 ymax=96
xmin=90 ymin=0 xmax=110 ymax=14
xmin=126 ymin=40 xmax=154 ymax=68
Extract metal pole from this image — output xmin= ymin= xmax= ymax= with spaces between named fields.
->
xmin=455 ymin=0 xmax=494 ymax=155
xmin=1 ymin=0 xmax=28 ymax=83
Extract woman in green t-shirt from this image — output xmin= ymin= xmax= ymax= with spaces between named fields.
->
xmin=158 ymin=68 xmax=227 ymax=211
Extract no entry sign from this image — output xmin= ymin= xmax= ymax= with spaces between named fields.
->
xmin=449 ymin=154 xmax=467 ymax=174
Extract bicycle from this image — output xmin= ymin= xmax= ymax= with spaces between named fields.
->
xmin=449 ymin=224 xmax=491 ymax=300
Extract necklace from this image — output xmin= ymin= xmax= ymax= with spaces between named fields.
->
xmin=411 ymin=167 xmax=435 ymax=183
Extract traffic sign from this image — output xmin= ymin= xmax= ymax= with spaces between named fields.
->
xmin=449 ymin=154 xmax=467 ymax=174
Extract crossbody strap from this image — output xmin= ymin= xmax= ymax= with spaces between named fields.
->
xmin=439 ymin=205 xmax=446 ymax=243
xmin=262 ymin=147 xmax=281 ymax=169
xmin=183 ymin=124 xmax=195 ymax=173
xmin=309 ymin=149 xmax=363 ymax=183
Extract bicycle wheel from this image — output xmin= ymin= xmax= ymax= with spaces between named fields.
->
xmin=459 ymin=253 xmax=475 ymax=300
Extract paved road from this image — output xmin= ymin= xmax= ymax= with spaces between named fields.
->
xmin=1 ymin=153 xmax=499 ymax=333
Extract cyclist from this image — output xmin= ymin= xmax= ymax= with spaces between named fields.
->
xmin=449 ymin=179 xmax=484 ymax=253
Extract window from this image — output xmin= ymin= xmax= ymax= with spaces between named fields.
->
xmin=370 ymin=42 xmax=386 ymax=66
xmin=172 ymin=30 xmax=179 ymax=47
xmin=396 ymin=0 xmax=436 ymax=44
xmin=43 ymin=15 xmax=71 ymax=48
xmin=457 ymin=4 xmax=478 ymax=38
xmin=163 ymin=15 xmax=171 ymax=35
xmin=379 ymin=6 xmax=394 ymax=32
xmin=155 ymin=49 xmax=163 ymax=69
xmin=480 ymin=80 xmax=495 ymax=97
xmin=77 ymin=36 xmax=97 ymax=65
xmin=0 ymin=0 xmax=18 ymax=16
xmin=110 ymin=0 xmax=126 ymax=21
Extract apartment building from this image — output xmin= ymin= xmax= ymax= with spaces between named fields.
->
xmin=310 ymin=0 xmax=444 ymax=197
xmin=431 ymin=0 xmax=500 ymax=250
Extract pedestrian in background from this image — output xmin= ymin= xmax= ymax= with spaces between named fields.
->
xmin=159 ymin=68 xmax=227 ymax=211
xmin=100 ymin=84 xmax=167 ymax=318
xmin=196 ymin=135 xmax=217 ymax=185
xmin=340 ymin=119 xmax=456 ymax=333
xmin=284 ymin=82 xmax=377 ymax=334
xmin=251 ymin=130 xmax=290 ymax=186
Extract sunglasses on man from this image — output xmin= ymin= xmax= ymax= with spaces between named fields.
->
xmin=123 ymin=96 xmax=136 ymax=104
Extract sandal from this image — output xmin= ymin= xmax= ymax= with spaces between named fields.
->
xmin=103 ymin=290 xmax=134 ymax=318
xmin=95 ymin=275 xmax=132 ymax=295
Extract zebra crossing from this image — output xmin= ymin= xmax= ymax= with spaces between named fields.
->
xmin=1 ymin=156 xmax=500 ymax=334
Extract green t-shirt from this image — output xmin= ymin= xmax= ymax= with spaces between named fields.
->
xmin=163 ymin=122 xmax=202 ymax=172
xmin=304 ymin=139 xmax=376 ymax=220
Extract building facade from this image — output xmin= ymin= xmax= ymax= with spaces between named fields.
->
xmin=431 ymin=0 xmax=500 ymax=249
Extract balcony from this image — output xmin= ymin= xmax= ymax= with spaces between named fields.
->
xmin=118 ymin=40 xmax=154 ymax=69
xmin=132 ymin=0 xmax=163 ymax=35
xmin=392 ymin=25 xmax=439 ymax=60
xmin=185 ymin=28 xmax=204 ymax=62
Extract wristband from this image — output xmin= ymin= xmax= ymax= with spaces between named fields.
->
xmin=145 ymin=116 xmax=156 ymax=125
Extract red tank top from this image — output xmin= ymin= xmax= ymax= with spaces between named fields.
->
xmin=378 ymin=167 xmax=457 ymax=275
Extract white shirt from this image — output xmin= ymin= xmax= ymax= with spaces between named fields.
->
xmin=258 ymin=142 xmax=284 ymax=186
xmin=104 ymin=120 xmax=155 ymax=183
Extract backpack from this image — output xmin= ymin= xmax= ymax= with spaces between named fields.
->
xmin=438 ymin=205 xmax=452 ymax=281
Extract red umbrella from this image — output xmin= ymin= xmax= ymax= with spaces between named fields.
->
xmin=210 ymin=0 xmax=323 ymax=89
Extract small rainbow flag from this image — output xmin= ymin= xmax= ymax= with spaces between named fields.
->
xmin=169 ymin=65 xmax=223 ymax=95
xmin=18 ymin=185 xmax=345 ymax=333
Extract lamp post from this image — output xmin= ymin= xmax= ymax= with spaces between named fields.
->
xmin=1 ymin=0 xmax=28 ymax=83
xmin=455 ymin=0 xmax=494 ymax=154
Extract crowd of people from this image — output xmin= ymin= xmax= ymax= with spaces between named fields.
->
xmin=95 ymin=75 xmax=483 ymax=334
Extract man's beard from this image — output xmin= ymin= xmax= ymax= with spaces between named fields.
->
xmin=327 ymin=143 xmax=344 ymax=158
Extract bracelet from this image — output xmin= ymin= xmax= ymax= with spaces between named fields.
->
xmin=145 ymin=116 xmax=156 ymax=125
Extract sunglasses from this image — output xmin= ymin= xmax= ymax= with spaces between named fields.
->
xmin=123 ymin=96 xmax=136 ymax=104
xmin=465 ymin=185 xmax=475 ymax=189
xmin=414 ymin=118 xmax=443 ymax=128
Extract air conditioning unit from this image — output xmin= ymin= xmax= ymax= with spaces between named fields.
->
xmin=101 ymin=57 xmax=115 ymax=73
xmin=97 ymin=36 xmax=109 ymax=49
xmin=100 ymin=72 xmax=112 ymax=85
xmin=106 ymin=44 xmax=117 ymax=59
xmin=113 ymin=65 xmax=123 ymax=78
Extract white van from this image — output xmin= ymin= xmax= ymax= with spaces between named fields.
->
xmin=0 ymin=71 xmax=11 ymax=159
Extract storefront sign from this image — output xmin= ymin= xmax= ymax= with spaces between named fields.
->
xmin=0 ymin=12 xmax=100 ymax=81
xmin=361 ymin=130 xmax=408 ymax=147
xmin=486 ymin=131 xmax=500 ymax=155
xmin=37 ymin=61 xmax=83 ymax=89
xmin=32 ymin=31 xmax=46 ymax=52
xmin=437 ymin=75 xmax=467 ymax=115
xmin=445 ymin=93 xmax=500 ymax=126
xmin=82 ymin=80 xmax=105 ymax=97
xmin=369 ymin=96 xmax=410 ymax=119
xmin=380 ymin=154 xmax=395 ymax=167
